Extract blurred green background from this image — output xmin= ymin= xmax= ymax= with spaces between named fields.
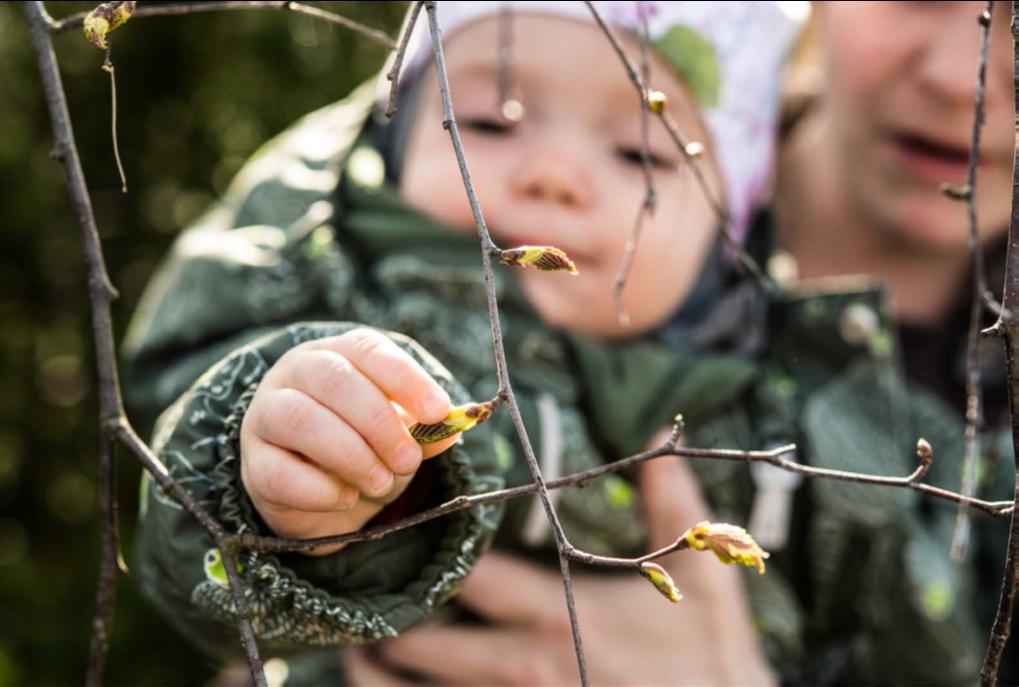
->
xmin=0 ymin=2 xmax=407 ymax=684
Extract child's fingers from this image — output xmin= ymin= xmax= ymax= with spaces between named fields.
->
xmin=242 ymin=437 xmax=359 ymax=513
xmin=249 ymin=388 xmax=396 ymax=499
xmin=284 ymin=349 xmax=424 ymax=476
xmin=305 ymin=330 xmax=452 ymax=423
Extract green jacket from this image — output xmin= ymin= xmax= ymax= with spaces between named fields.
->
xmin=123 ymin=82 xmax=1012 ymax=685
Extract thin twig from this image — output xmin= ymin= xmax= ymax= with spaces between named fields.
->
xmin=385 ymin=0 xmax=423 ymax=118
xmin=243 ymin=430 xmax=1011 ymax=558
xmin=102 ymin=49 xmax=128 ymax=193
xmin=612 ymin=2 xmax=657 ymax=326
xmin=51 ymin=1 xmax=396 ymax=49
xmin=981 ymin=3 xmax=1019 ymax=682
xmin=496 ymin=1 xmax=518 ymax=119
xmin=952 ymin=0 xmax=995 ymax=562
xmin=242 ymin=440 xmax=797 ymax=554
xmin=583 ymin=0 xmax=773 ymax=293
xmin=567 ymin=537 xmax=693 ymax=569
xmin=423 ymin=4 xmax=589 ymax=683
xmin=114 ymin=424 xmax=269 ymax=685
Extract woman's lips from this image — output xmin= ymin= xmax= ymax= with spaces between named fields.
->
xmin=889 ymin=132 xmax=974 ymax=183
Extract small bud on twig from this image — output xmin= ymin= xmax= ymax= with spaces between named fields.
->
xmin=501 ymin=98 xmax=525 ymax=123
xmin=916 ymin=438 xmax=933 ymax=468
xmin=684 ymin=141 xmax=704 ymax=158
xmin=498 ymin=246 xmax=579 ymax=275
xmin=646 ymin=89 xmax=668 ymax=115
xmin=83 ymin=1 xmax=135 ymax=50
xmin=639 ymin=562 xmax=682 ymax=602
xmin=409 ymin=400 xmax=497 ymax=444
xmin=683 ymin=521 xmax=769 ymax=574
xmin=667 ymin=414 xmax=685 ymax=449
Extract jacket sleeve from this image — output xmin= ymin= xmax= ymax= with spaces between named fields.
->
xmin=121 ymin=81 xmax=377 ymax=434
xmin=133 ymin=322 xmax=505 ymax=654
xmin=122 ymin=84 xmax=506 ymax=654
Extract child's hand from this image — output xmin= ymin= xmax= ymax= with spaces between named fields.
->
xmin=239 ymin=329 xmax=460 ymax=555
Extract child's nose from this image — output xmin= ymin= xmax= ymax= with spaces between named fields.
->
xmin=510 ymin=144 xmax=594 ymax=210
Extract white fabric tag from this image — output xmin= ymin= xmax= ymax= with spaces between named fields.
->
xmin=521 ymin=392 xmax=562 ymax=547
xmin=748 ymin=459 xmax=802 ymax=551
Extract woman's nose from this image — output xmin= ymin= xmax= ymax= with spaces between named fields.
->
xmin=914 ymin=5 xmax=983 ymax=108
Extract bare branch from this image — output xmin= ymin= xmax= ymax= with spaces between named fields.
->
xmin=242 ymin=439 xmax=798 ymax=554
xmin=422 ymin=3 xmax=588 ymax=683
xmin=86 ymin=432 xmax=118 ymax=687
xmin=24 ymin=3 xmax=267 ymax=684
xmin=980 ymin=3 xmax=1019 ymax=682
xmin=952 ymin=0 xmax=996 ymax=562
xmin=612 ymin=3 xmax=657 ymax=326
xmin=385 ymin=0 xmax=423 ymax=118
xmin=244 ymin=430 xmax=1011 ymax=562
xmin=51 ymin=1 xmax=396 ymax=49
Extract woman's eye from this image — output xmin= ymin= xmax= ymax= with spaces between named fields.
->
xmin=616 ymin=146 xmax=675 ymax=170
xmin=461 ymin=116 xmax=514 ymax=136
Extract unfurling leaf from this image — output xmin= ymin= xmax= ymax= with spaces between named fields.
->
xmin=498 ymin=246 xmax=579 ymax=275
xmin=683 ymin=521 xmax=769 ymax=574
xmin=646 ymin=89 xmax=668 ymax=115
xmin=639 ymin=562 xmax=682 ymax=603
xmin=83 ymin=1 xmax=136 ymax=50
xmin=409 ymin=400 xmax=496 ymax=444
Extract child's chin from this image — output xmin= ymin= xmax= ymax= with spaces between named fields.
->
xmin=536 ymin=307 xmax=648 ymax=340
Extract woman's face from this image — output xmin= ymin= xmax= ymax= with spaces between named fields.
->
xmin=819 ymin=1 xmax=1014 ymax=251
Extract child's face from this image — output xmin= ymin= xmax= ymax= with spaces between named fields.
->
xmin=400 ymin=14 xmax=722 ymax=339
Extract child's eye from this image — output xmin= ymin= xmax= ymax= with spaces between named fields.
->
xmin=461 ymin=116 xmax=515 ymax=136
xmin=616 ymin=146 xmax=675 ymax=170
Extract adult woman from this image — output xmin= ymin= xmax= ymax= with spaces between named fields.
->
xmin=347 ymin=2 xmax=1016 ymax=685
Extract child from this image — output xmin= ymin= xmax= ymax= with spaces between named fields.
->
xmin=123 ymin=0 xmax=799 ymax=680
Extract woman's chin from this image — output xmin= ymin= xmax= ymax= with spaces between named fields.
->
xmin=867 ymin=194 xmax=968 ymax=255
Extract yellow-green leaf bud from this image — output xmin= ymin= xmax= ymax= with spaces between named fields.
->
xmin=498 ymin=246 xmax=579 ymax=275
xmin=110 ymin=1 xmax=136 ymax=30
xmin=409 ymin=400 xmax=496 ymax=444
xmin=683 ymin=521 xmax=769 ymax=574
xmin=83 ymin=1 xmax=135 ymax=50
xmin=639 ymin=562 xmax=682 ymax=603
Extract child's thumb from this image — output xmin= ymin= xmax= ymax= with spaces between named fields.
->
xmin=638 ymin=454 xmax=712 ymax=553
